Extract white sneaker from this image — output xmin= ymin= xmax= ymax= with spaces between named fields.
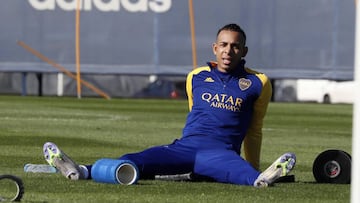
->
xmin=254 ymin=152 xmax=296 ymax=187
xmin=43 ymin=142 xmax=86 ymax=180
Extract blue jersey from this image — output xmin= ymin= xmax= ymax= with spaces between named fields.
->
xmin=117 ymin=60 xmax=271 ymax=184
xmin=182 ymin=61 xmax=272 ymax=169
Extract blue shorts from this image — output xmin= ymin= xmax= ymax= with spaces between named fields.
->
xmin=115 ymin=138 xmax=260 ymax=186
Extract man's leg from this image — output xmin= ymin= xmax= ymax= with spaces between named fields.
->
xmin=118 ymin=142 xmax=196 ymax=179
xmin=44 ymin=140 xmax=196 ymax=181
xmin=194 ymin=150 xmax=296 ymax=187
xmin=194 ymin=149 xmax=260 ymax=186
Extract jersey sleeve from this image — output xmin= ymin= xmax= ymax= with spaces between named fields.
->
xmin=186 ymin=66 xmax=211 ymax=111
xmin=243 ymin=73 xmax=272 ymax=170
xmin=186 ymin=70 xmax=194 ymax=111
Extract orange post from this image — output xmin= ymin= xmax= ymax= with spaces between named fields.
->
xmin=75 ymin=0 xmax=82 ymax=98
xmin=188 ymin=0 xmax=197 ymax=69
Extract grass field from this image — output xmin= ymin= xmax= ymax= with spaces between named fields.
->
xmin=0 ymin=95 xmax=352 ymax=202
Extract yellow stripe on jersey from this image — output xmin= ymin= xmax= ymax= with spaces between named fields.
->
xmin=186 ymin=66 xmax=211 ymax=111
xmin=243 ymin=67 xmax=272 ymax=170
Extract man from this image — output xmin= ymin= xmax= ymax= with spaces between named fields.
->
xmin=43 ymin=23 xmax=296 ymax=187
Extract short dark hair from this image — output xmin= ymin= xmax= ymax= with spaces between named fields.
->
xmin=216 ymin=23 xmax=246 ymax=44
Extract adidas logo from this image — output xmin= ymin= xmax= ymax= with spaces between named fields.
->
xmin=204 ymin=77 xmax=215 ymax=82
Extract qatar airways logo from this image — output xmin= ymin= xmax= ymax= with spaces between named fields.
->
xmin=202 ymin=93 xmax=243 ymax=112
xmin=28 ymin=0 xmax=172 ymax=13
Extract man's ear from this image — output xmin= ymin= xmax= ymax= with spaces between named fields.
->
xmin=212 ymin=43 xmax=217 ymax=55
xmin=241 ymin=46 xmax=248 ymax=57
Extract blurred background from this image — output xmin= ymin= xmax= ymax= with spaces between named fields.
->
xmin=0 ymin=0 xmax=355 ymax=103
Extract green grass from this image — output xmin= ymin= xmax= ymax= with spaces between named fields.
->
xmin=0 ymin=96 xmax=352 ymax=202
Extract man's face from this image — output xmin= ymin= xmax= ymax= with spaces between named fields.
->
xmin=212 ymin=30 xmax=247 ymax=73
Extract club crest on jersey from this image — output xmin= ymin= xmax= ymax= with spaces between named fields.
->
xmin=238 ymin=78 xmax=252 ymax=91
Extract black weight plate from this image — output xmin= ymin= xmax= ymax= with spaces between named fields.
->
xmin=312 ymin=149 xmax=351 ymax=184
xmin=0 ymin=174 xmax=24 ymax=201
xmin=342 ymin=150 xmax=352 ymax=160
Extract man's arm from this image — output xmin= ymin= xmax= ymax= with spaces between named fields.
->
xmin=243 ymin=73 xmax=272 ymax=170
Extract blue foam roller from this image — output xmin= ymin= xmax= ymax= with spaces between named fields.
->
xmin=91 ymin=158 xmax=139 ymax=185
